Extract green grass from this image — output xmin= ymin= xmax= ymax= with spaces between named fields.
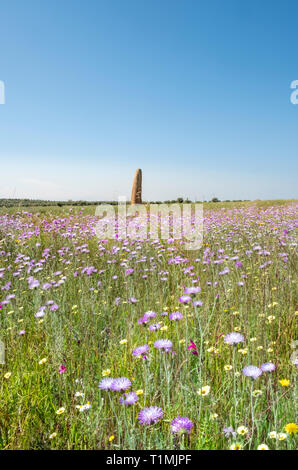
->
xmin=0 ymin=200 xmax=297 ymax=450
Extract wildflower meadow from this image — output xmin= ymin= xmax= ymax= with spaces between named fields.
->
xmin=0 ymin=200 xmax=297 ymax=450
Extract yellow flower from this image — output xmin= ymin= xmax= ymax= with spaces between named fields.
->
xmin=197 ymin=385 xmax=210 ymax=397
xmin=161 ymin=326 xmax=168 ymax=331
xmin=136 ymin=389 xmax=144 ymax=395
xmin=102 ymin=369 xmax=111 ymax=377
xmin=279 ymin=379 xmax=290 ymax=387
xmin=224 ymin=365 xmax=233 ymax=371
xmin=250 ymin=337 xmax=257 ymax=342
xmin=49 ymin=433 xmax=57 ymax=439
xmin=108 ymin=435 xmax=115 ymax=442
xmin=230 ymin=443 xmax=242 ymax=450
xmin=257 ymin=444 xmax=269 ymax=450
xmin=4 ymin=372 xmax=12 ymax=379
xmin=234 ymin=327 xmax=241 ymax=332
xmin=252 ymin=390 xmax=262 ymax=397
xmin=237 ymin=426 xmax=248 ymax=435
xmin=284 ymin=423 xmax=298 ymax=434
xmin=277 ymin=433 xmax=287 ymax=441
xmin=238 ymin=348 xmax=248 ymax=355
xmin=119 ymin=339 xmax=127 ymax=345
xmin=268 ymin=431 xmax=277 ymax=439
xmin=56 ymin=407 xmax=65 ymax=415
xmin=210 ymin=413 xmax=218 ymax=420
xmin=39 ymin=357 xmax=47 ymax=365
xmin=267 ymin=315 xmax=275 ymax=322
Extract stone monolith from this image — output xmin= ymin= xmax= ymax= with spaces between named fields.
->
xmin=131 ymin=169 xmax=142 ymax=204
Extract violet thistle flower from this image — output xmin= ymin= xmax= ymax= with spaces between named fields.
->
xmin=154 ymin=339 xmax=173 ymax=352
xmin=260 ymin=362 xmax=276 ymax=372
xmin=125 ymin=268 xmax=134 ymax=276
xmin=148 ymin=323 xmax=161 ymax=331
xmin=242 ymin=365 xmax=262 ymax=380
xmin=119 ymin=392 xmax=138 ymax=406
xmin=224 ymin=332 xmax=244 ymax=345
xmin=184 ymin=286 xmax=201 ymax=295
xmin=110 ymin=377 xmax=131 ymax=391
xmin=132 ymin=344 xmax=149 ymax=357
xmin=98 ymin=377 xmax=115 ymax=390
xmin=138 ymin=406 xmax=163 ymax=425
xmin=170 ymin=416 xmax=193 ymax=434
xmin=223 ymin=426 xmax=236 ymax=438
xmin=178 ymin=295 xmax=192 ymax=303
xmin=169 ymin=312 xmax=183 ymax=321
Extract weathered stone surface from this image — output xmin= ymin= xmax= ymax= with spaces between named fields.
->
xmin=131 ymin=169 xmax=142 ymax=204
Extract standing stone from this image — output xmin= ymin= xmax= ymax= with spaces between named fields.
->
xmin=131 ymin=169 xmax=142 ymax=204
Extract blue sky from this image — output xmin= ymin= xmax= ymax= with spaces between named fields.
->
xmin=0 ymin=0 xmax=297 ymax=201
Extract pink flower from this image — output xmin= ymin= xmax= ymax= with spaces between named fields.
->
xmin=187 ymin=339 xmax=198 ymax=356
xmin=58 ymin=364 xmax=66 ymax=374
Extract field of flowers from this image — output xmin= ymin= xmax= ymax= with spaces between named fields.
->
xmin=0 ymin=201 xmax=297 ymax=450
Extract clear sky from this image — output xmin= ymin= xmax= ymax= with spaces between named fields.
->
xmin=0 ymin=0 xmax=297 ymax=202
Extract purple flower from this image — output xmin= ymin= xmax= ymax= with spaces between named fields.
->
xmin=242 ymin=365 xmax=262 ymax=380
xmin=132 ymin=344 xmax=149 ymax=356
xmin=125 ymin=268 xmax=134 ymax=276
xmin=35 ymin=308 xmax=46 ymax=318
xmin=193 ymin=300 xmax=203 ymax=307
xmin=154 ymin=339 xmax=173 ymax=352
xmin=170 ymin=416 xmax=193 ymax=434
xmin=144 ymin=311 xmax=156 ymax=320
xmin=169 ymin=312 xmax=183 ymax=321
xmin=110 ymin=377 xmax=131 ymax=391
xmin=119 ymin=392 xmax=138 ymax=406
xmin=223 ymin=426 xmax=236 ymax=438
xmin=28 ymin=279 xmax=40 ymax=289
xmin=260 ymin=362 xmax=276 ymax=372
xmin=59 ymin=364 xmax=66 ymax=374
xmin=138 ymin=311 xmax=156 ymax=324
xmin=179 ymin=295 xmax=192 ymax=303
xmin=184 ymin=286 xmax=201 ymax=295
xmin=42 ymin=282 xmax=52 ymax=290
xmin=219 ymin=267 xmax=230 ymax=276
xmin=98 ymin=377 xmax=114 ymax=390
xmin=224 ymin=332 xmax=244 ymax=345
xmin=188 ymin=339 xmax=198 ymax=356
xmin=18 ymin=330 xmax=25 ymax=335
xmin=149 ymin=323 xmax=161 ymax=331
xmin=138 ymin=406 xmax=163 ymax=425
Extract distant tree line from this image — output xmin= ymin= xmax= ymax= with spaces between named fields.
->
xmin=0 ymin=197 xmax=250 ymax=207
